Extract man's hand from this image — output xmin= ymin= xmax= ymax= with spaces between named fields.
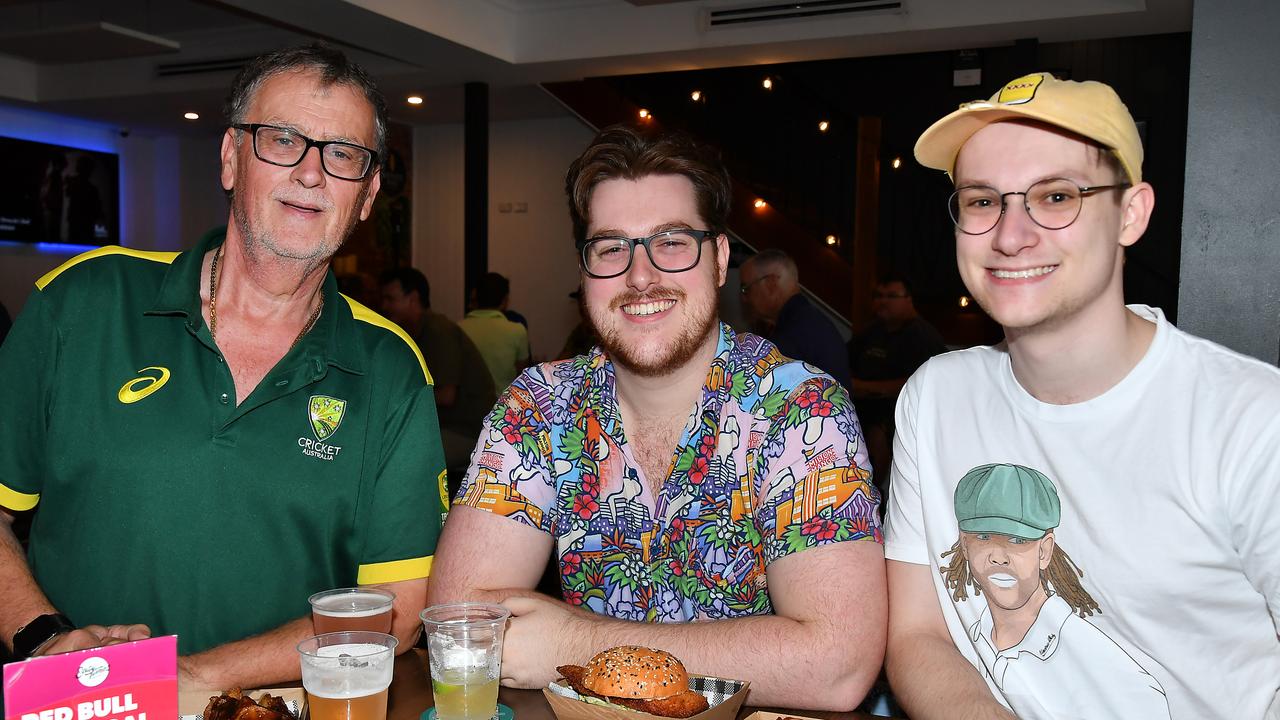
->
xmin=498 ymin=594 xmax=596 ymax=688
xmin=37 ymin=624 xmax=151 ymax=656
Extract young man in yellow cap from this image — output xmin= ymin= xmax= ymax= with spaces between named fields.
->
xmin=883 ymin=72 xmax=1280 ymax=719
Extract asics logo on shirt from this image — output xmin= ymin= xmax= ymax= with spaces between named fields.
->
xmin=117 ymin=366 xmax=171 ymax=404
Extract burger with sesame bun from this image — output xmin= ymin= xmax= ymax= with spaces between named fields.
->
xmin=556 ymin=646 xmax=710 ymax=718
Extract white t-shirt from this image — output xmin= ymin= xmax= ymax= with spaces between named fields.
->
xmin=885 ymin=305 xmax=1280 ymax=719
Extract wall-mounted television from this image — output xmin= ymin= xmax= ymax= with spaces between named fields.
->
xmin=0 ymin=136 xmax=119 ymax=246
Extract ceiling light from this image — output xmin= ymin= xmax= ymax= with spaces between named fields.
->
xmin=753 ymin=199 xmax=766 ymax=209
xmin=959 ymin=295 xmax=971 ymax=308
xmin=690 ymin=90 xmax=702 ymax=102
xmin=762 ymin=77 xmax=773 ymax=90
xmin=891 ymin=157 xmax=902 ymax=169
xmin=183 ymin=112 xmax=199 ymax=120
xmin=638 ymin=108 xmax=650 ymax=119
xmin=407 ymin=95 xmax=424 ymax=105
xmin=818 ymin=120 xmax=830 ymax=132
xmin=825 ymin=235 xmax=837 ymax=246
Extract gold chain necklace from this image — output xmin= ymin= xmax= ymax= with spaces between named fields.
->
xmin=208 ymin=245 xmax=323 ymax=349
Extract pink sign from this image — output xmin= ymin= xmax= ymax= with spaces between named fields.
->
xmin=3 ymin=636 xmax=176 ymax=720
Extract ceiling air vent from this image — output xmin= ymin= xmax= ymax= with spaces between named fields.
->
xmin=156 ymin=56 xmax=253 ymax=78
xmin=703 ymin=0 xmax=904 ymax=29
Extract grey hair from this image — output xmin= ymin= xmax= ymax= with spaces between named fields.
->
xmin=744 ymin=248 xmax=798 ymax=284
xmin=223 ymin=42 xmax=387 ymax=160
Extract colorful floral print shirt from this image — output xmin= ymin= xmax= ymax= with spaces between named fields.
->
xmin=455 ymin=323 xmax=882 ymax=622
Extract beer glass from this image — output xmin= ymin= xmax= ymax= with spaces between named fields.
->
xmin=310 ymin=587 xmax=396 ymax=634
xmin=420 ymin=603 xmax=510 ymax=720
xmin=298 ymin=631 xmax=398 ymax=720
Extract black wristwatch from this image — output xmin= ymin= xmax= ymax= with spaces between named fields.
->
xmin=12 ymin=613 xmax=75 ymax=659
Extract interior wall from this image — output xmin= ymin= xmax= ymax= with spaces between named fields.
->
xmin=0 ymin=104 xmax=227 ymax=320
xmin=1178 ymin=1 xmax=1280 ymax=364
xmin=178 ymin=133 xmax=231 ymax=249
xmin=487 ymin=116 xmax=594 ymax=361
xmin=412 ymin=114 xmax=594 ymax=361
xmin=412 ymin=123 xmax=467 ymax=321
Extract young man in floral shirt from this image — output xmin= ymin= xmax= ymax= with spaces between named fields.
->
xmin=429 ymin=125 xmax=885 ymax=710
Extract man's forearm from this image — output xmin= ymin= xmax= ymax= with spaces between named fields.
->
xmin=546 ymin=605 xmax=878 ymax=710
xmin=182 ymin=616 xmax=316 ymax=690
xmin=886 ymin=631 xmax=1014 ymax=720
xmin=0 ymin=513 xmax=58 ymax=648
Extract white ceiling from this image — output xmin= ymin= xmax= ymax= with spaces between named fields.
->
xmin=0 ymin=0 xmax=1192 ymax=135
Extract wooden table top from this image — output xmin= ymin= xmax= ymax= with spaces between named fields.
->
xmin=387 ymin=650 xmax=892 ymax=720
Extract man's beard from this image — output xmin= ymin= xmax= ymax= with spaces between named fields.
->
xmin=587 ymin=282 xmax=720 ymax=378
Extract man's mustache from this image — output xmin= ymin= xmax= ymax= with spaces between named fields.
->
xmin=272 ymin=190 xmax=334 ymax=211
xmin=608 ymin=288 xmax=685 ymax=312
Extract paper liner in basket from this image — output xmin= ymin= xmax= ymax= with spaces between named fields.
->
xmin=543 ymin=675 xmax=749 ymax=720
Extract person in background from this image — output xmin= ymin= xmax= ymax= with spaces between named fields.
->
xmin=847 ymin=274 xmax=946 ymax=486
xmin=885 ymin=72 xmax=1280 ymax=719
xmin=430 ymin=124 xmax=885 ymax=709
xmin=460 ymin=272 xmax=531 ymax=390
xmin=380 ymin=267 xmax=496 ymax=486
xmin=0 ymin=43 xmax=444 ymax=688
xmin=738 ymin=248 xmax=852 ymax=388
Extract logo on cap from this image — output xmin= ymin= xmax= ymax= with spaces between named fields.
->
xmin=953 ymin=463 xmax=1060 ymax=540
xmin=996 ymin=73 xmax=1046 ymax=105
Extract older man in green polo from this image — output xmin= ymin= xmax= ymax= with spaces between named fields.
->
xmin=0 ymin=44 xmax=445 ymax=689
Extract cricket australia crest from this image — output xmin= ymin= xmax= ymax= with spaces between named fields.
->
xmin=309 ymin=395 xmax=347 ymax=441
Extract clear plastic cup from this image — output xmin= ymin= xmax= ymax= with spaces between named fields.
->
xmin=298 ymin=631 xmax=398 ymax=720
xmin=309 ymin=587 xmax=396 ymax=634
xmin=420 ymin=603 xmax=510 ymax=720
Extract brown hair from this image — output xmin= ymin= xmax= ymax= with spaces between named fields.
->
xmin=564 ymin=124 xmax=731 ymax=245
xmin=940 ymin=539 xmax=1101 ymax=618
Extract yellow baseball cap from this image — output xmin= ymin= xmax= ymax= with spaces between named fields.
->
xmin=915 ymin=72 xmax=1143 ymax=184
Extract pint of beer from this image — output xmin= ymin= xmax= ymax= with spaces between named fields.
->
xmin=298 ymin=631 xmax=398 ymax=720
xmin=310 ymin=588 xmax=396 ymax=634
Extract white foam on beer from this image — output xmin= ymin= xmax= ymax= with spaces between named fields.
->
xmin=313 ymin=592 xmax=393 ymax=617
xmin=301 ymin=643 xmax=394 ymax=699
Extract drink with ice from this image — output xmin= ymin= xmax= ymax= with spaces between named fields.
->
xmin=420 ymin=604 xmax=510 ymax=720
xmin=432 ymin=669 xmax=500 ymax=720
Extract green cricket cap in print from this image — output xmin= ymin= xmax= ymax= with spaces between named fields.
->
xmin=954 ymin=463 xmax=1060 ymax=540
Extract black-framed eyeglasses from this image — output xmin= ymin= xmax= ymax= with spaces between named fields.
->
xmin=231 ymin=123 xmax=379 ymax=181
xmin=739 ymin=273 xmax=776 ymax=296
xmin=577 ymin=229 xmax=716 ymax=279
xmin=948 ymin=178 xmax=1130 ymax=235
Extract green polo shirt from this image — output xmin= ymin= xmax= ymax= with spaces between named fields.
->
xmin=0 ymin=237 xmax=447 ymax=655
